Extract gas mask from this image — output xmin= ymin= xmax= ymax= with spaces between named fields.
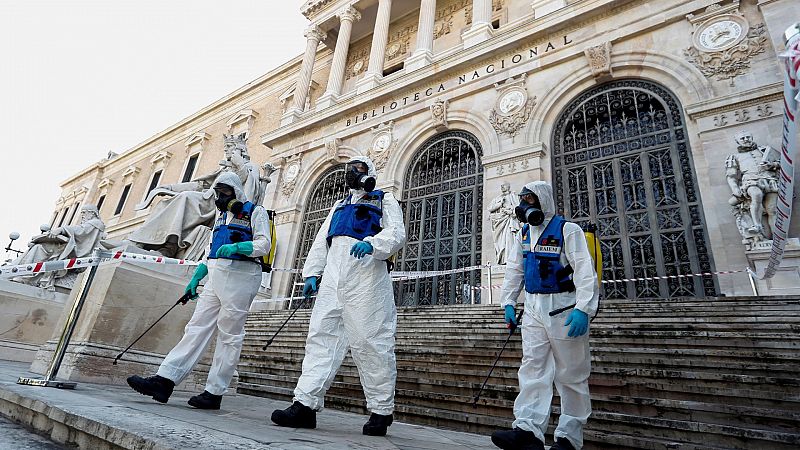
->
xmin=345 ymin=163 xmax=376 ymax=192
xmin=515 ymin=203 xmax=544 ymax=226
xmin=515 ymin=189 xmax=545 ymax=226
xmin=214 ymin=185 xmax=243 ymax=214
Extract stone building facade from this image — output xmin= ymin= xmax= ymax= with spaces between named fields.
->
xmin=52 ymin=0 xmax=800 ymax=303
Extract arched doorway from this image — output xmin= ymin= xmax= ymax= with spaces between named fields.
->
xmin=395 ymin=130 xmax=484 ymax=306
xmin=288 ymin=164 xmax=346 ymax=299
xmin=551 ymin=79 xmax=717 ymax=299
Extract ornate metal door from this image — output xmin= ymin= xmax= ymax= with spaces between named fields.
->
xmin=289 ymin=164 xmax=346 ymax=299
xmin=552 ymin=79 xmax=717 ymax=299
xmin=395 ymin=131 xmax=484 ymax=306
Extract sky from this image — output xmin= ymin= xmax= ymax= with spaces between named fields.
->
xmin=0 ymin=1 xmax=307 ymax=260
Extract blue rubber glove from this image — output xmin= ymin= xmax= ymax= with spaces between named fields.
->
xmin=215 ymin=241 xmax=254 ymax=258
xmin=185 ymin=263 xmax=208 ymax=299
xmin=504 ymin=305 xmax=517 ymax=326
xmin=302 ymin=276 xmax=318 ymax=297
xmin=350 ymin=241 xmax=374 ymax=259
xmin=565 ymin=309 xmax=589 ymax=337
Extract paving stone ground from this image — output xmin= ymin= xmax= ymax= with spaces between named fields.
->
xmin=0 ymin=416 xmax=67 ymax=450
xmin=0 ymin=360 xmax=495 ymax=450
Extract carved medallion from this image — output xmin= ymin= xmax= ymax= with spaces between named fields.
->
xmin=684 ymin=10 xmax=767 ymax=85
xmin=368 ymin=121 xmax=397 ymax=171
xmin=489 ymin=74 xmax=536 ymax=139
xmin=693 ymin=14 xmax=747 ymax=52
xmin=281 ymin=154 xmax=302 ymax=197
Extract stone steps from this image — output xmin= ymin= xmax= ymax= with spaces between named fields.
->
xmin=237 ymin=297 xmax=800 ymax=448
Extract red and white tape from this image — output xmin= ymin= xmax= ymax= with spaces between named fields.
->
xmin=0 ymin=250 xmax=199 ymax=278
xmin=0 ymin=250 xmax=307 ymax=279
xmin=754 ymin=25 xmax=800 ymax=279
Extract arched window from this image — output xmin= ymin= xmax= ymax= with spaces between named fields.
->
xmin=552 ymin=79 xmax=717 ymax=299
xmin=289 ymin=164 xmax=346 ymax=299
xmin=395 ymin=130 xmax=485 ymax=306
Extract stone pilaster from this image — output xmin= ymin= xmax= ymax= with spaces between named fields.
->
xmin=406 ymin=0 xmax=437 ymax=70
xmin=357 ymin=0 xmax=392 ymax=93
xmin=317 ymin=6 xmax=361 ymax=109
xmin=462 ymin=0 xmax=493 ymax=48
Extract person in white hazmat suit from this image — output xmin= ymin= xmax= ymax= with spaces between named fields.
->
xmin=271 ymin=156 xmax=406 ymax=437
xmin=126 ymin=171 xmax=271 ymax=410
xmin=491 ymin=181 xmax=598 ymax=450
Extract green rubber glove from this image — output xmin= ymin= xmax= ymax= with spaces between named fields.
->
xmin=215 ymin=241 xmax=254 ymax=258
xmin=185 ymin=263 xmax=208 ymax=299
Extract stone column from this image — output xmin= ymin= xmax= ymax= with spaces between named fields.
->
xmin=406 ymin=0 xmax=437 ymax=71
xmin=357 ymin=0 xmax=392 ymax=93
xmin=317 ymin=6 xmax=361 ymax=109
xmin=282 ymin=25 xmax=325 ymax=125
xmin=462 ymin=0 xmax=493 ymax=48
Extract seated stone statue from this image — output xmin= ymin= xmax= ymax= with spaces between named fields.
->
xmin=12 ymin=204 xmax=106 ymax=289
xmin=127 ymin=133 xmax=275 ymax=259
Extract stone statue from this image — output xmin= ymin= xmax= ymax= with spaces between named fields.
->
xmin=12 ymin=205 xmax=106 ymax=290
xmin=128 ymin=133 xmax=274 ymax=259
xmin=725 ymin=131 xmax=780 ymax=246
xmin=489 ymin=181 xmax=521 ymax=264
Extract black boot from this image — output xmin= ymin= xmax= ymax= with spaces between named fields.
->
xmin=126 ymin=375 xmax=174 ymax=403
xmin=549 ymin=437 xmax=577 ymax=450
xmin=362 ymin=413 xmax=393 ymax=436
xmin=491 ymin=428 xmax=545 ymax=450
xmin=271 ymin=401 xmax=316 ymax=429
xmin=188 ymin=390 xmax=222 ymax=410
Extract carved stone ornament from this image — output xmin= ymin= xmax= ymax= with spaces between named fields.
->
xmin=368 ymin=121 xmax=397 ymax=172
xmin=325 ymin=137 xmax=343 ymax=161
xmin=430 ymin=99 xmax=449 ymax=129
xmin=489 ymin=74 xmax=536 ymax=139
xmin=281 ymin=154 xmax=302 ymax=197
xmin=684 ymin=11 xmax=767 ymax=86
xmin=584 ymin=41 xmax=612 ymax=77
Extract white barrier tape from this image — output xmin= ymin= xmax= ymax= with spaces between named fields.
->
xmin=468 ymin=268 xmax=747 ymax=290
xmin=391 ymin=264 xmax=487 ymax=281
xmin=754 ymin=25 xmax=800 ymax=280
xmin=599 ymin=269 xmax=745 ymax=284
xmin=270 ymin=267 xmax=302 ymax=273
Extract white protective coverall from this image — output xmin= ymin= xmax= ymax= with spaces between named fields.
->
xmin=500 ymin=181 xmax=599 ymax=449
xmin=156 ymin=171 xmax=271 ymax=395
xmin=294 ymin=156 xmax=406 ymax=416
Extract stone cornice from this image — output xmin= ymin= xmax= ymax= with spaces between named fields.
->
xmin=262 ymin=0 xmax=661 ymax=148
xmin=301 ymin=0 xmax=348 ymax=21
xmin=685 ymin=82 xmax=782 ymax=119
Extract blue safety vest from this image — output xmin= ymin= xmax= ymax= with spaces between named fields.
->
xmin=209 ymin=201 xmax=256 ymax=262
xmin=522 ymin=215 xmax=576 ymax=294
xmin=327 ymin=191 xmax=384 ymax=245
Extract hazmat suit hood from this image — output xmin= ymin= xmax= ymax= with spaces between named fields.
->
xmin=212 ymin=171 xmax=247 ymax=203
xmin=522 ymin=181 xmax=556 ymax=220
xmin=346 ymin=156 xmax=378 ymax=193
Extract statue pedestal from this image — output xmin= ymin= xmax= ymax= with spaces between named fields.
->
xmin=478 ymin=265 xmax=508 ymax=305
xmin=745 ymin=238 xmax=800 ymax=295
xmin=0 ymin=280 xmax=68 ymax=363
xmin=30 ymin=256 xmax=219 ymax=392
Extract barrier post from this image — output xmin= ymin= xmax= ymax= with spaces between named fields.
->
xmin=17 ymin=249 xmax=102 ymax=389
